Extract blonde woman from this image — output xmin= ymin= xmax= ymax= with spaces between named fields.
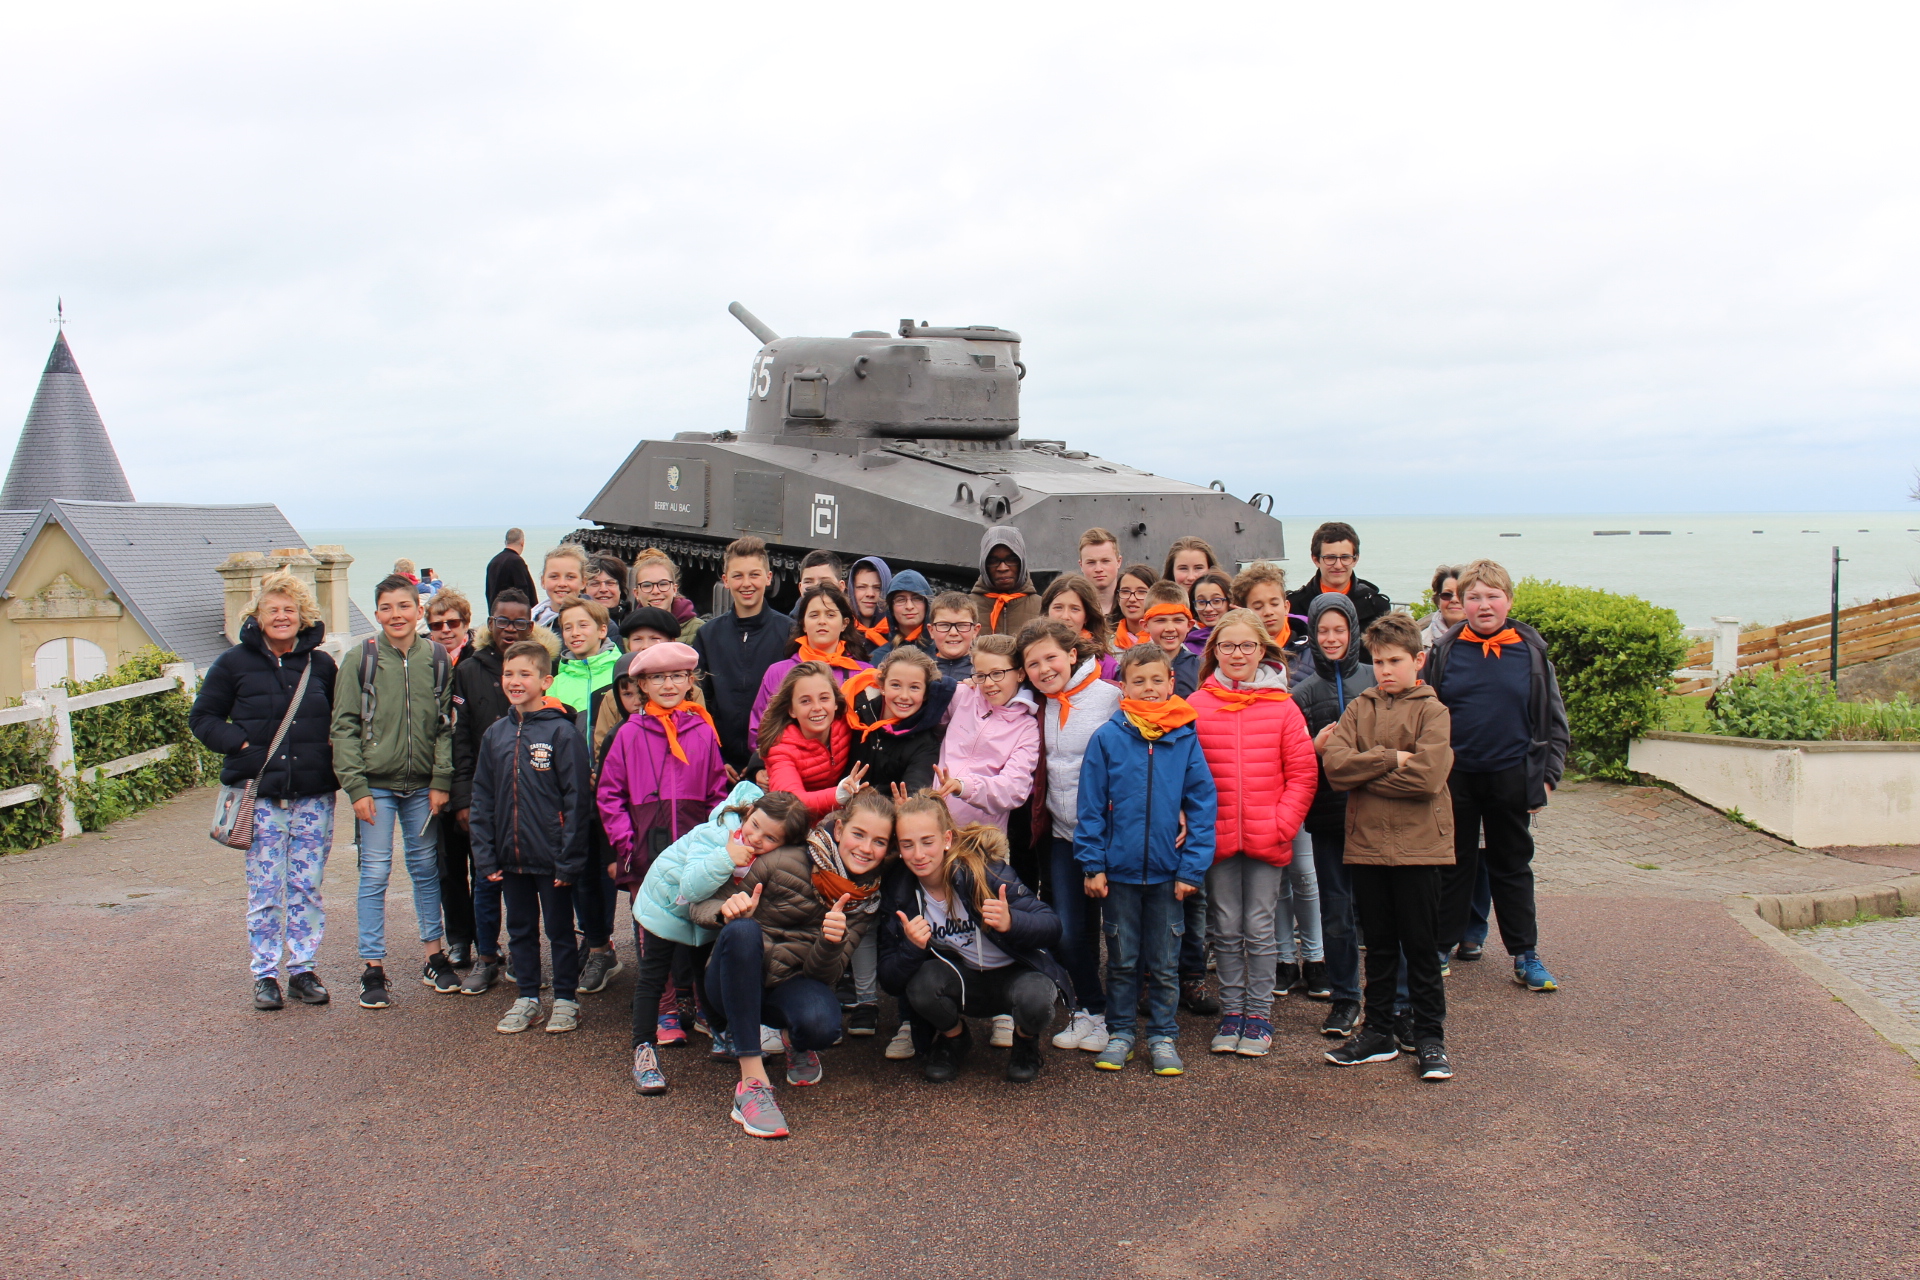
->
xmin=190 ymin=571 xmax=340 ymax=1011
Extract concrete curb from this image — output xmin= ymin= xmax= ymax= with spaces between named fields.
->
xmin=1748 ymin=874 xmax=1920 ymax=929
xmin=1724 ymin=895 xmax=1920 ymax=1068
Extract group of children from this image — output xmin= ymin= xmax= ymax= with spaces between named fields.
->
xmin=234 ymin=519 xmax=1569 ymax=1141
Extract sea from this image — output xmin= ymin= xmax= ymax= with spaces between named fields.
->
xmin=307 ymin=512 xmax=1920 ymax=634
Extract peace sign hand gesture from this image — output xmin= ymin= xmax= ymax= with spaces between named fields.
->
xmin=721 ymin=882 xmax=762 ymax=922
xmin=979 ymin=883 xmax=1012 ymax=932
xmin=834 ymin=762 xmax=871 ymax=806
xmin=896 ymin=910 xmax=932 ymax=949
xmin=821 ymin=892 xmax=853 ymax=945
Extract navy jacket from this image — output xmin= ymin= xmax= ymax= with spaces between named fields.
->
xmin=470 ymin=700 xmax=593 ymax=882
xmin=876 ymin=859 xmax=1073 ymax=1007
xmin=190 ymin=617 xmax=339 ymax=800
xmin=485 ymin=547 xmax=538 ymax=612
xmin=1073 ymin=707 xmax=1217 ymax=886
xmin=1290 ymin=593 xmax=1377 ymax=833
xmin=692 ymin=606 xmax=792 ymax=768
xmin=1425 ymin=619 xmax=1572 ymax=809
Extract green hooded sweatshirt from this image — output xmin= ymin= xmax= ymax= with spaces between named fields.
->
xmin=329 ymin=631 xmax=453 ymax=802
xmin=548 ymin=642 xmax=620 ymax=715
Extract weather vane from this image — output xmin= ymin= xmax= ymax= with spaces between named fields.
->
xmin=53 ymin=298 xmax=65 ymax=330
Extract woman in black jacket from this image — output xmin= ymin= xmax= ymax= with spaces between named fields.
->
xmin=189 ymin=571 xmax=340 ymax=1011
xmin=878 ymin=794 xmax=1069 ymax=1084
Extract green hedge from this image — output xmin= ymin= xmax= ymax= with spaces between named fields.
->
xmin=0 ymin=714 xmax=65 ymax=851
xmin=1707 ymin=667 xmax=1838 ymax=741
xmin=1509 ymin=578 xmax=1689 ymax=780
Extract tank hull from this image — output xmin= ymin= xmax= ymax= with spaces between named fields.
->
xmin=575 ymin=432 xmax=1284 ymax=613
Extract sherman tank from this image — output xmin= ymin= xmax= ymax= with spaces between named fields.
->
xmin=569 ymin=302 xmax=1285 ymax=612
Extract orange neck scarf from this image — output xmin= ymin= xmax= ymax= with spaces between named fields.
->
xmin=1469 ymin=627 xmax=1523 ymax=659
xmin=812 ymin=867 xmax=878 ymax=904
xmin=645 ymin=700 xmax=717 ymax=764
xmin=1115 ymin=619 xmax=1143 ymax=649
xmin=1120 ymin=695 xmax=1198 ymax=741
xmin=1320 ymin=577 xmax=1352 ymax=595
xmin=854 ymin=618 xmax=889 ymax=648
xmin=1043 ymin=667 xmax=1102 ymax=728
xmin=841 ymin=669 xmax=898 ymax=741
xmin=983 ymin=592 xmax=1028 ymax=630
xmin=896 ymin=624 xmax=924 ymax=644
xmin=1204 ymin=680 xmax=1291 ymax=713
xmin=1268 ymin=619 xmax=1291 ymax=649
xmin=797 ymin=638 xmax=864 ymax=672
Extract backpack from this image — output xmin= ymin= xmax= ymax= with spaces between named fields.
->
xmin=357 ymin=636 xmax=452 ymax=742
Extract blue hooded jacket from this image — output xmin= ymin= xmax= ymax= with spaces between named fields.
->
xmin=873 ymin=568 xmax=937 ymax=660
xmin=1073 ymin=706 xmax=1217 ymax=887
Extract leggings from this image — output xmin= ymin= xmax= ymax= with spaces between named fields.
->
xmin=905 ymin=958 xmax=1055 ymax=1038
xmin=630 ymin=925 xmax=710 ymax=1046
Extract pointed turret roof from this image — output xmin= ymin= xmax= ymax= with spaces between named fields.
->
xmin=1 ymin=332 xmax=135 ymax=508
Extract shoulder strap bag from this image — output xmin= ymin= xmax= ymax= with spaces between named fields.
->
xmin=210 ymin=658 xmax=313 ymax=850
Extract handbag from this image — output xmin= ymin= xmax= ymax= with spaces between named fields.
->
xmin=210 ymin=659 xmax=313 ymax=850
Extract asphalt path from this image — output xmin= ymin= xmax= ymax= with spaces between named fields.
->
xmin=3 ymin=802 xmax=1919 ymax=1278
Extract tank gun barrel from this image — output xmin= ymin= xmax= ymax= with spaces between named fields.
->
xmin=728 ymin=302 xmax=780 ymax=345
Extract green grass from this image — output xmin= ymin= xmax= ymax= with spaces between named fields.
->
xmin=1831 ymin=694 xmax=1920 ymax=742
xmin=1659 ymin=695 xmax=1713 ymax=733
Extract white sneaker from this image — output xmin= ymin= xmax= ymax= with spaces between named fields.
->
xmin=759 ymin=1024 xmax=784 ymax=1056
xmin=885 ymin=1022 xmax=917 ymax=1060
xmin=990 ymin=1014 xmax=1015 ymax=1048
xmin=1052 ymin=1009 xmax=1093 ymax=1050
xmin=1075 ymin=1013 xmax=1110 ymax=1052
xmin=495 ymin=997 xmax=542 ymax=1034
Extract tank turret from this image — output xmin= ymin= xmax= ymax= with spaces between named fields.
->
xmin=572 ymin=304 xmax=1285 ymax=613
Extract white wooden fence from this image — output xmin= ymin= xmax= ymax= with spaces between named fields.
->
xmin=0 ymin=661 xmax=196 ymax=838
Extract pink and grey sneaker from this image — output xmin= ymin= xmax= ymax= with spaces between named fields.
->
xmin=781 ymin=1030 xmax=823 ymax=1086
xmin=730 ymin=1079 xmax=789 ymax=1139
xmin=656 ymin=1008 xmax=688 ymax=1047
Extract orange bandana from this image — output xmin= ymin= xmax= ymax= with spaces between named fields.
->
xmin=1141 ymin=602 xmax=1192 ymax=625
xmin=812 ymin=867 xmax=878 ymax=904
xmin=897 ymin=624 xmax=924 ymax=644
xmin=797 ymin=638 xmax=865 ymax=673
xmin=841 ymin=669 xmax=898 ymax=741
xmin=1470 ymin=627 xmax=1524 ymax=659
xmin=1120 ymin=695 xmax=1199 ymax=741
xmin=1203 ymin=681 xmax=1291 ymax=713
xmin=1043 ymin=667 xmax=1102 ymax=728
xmin=983 ymin=592 xmax=1028 ymax=630
xmin=854 ymin=619 xmax=890 ymax=648
xmin=1268 ymin=619 xmax=1291 ymax=649
xmin=1115 ymin=619 xmax=1143 ymax=649
xmin=646 ymin=700 xmax=717 ymax=764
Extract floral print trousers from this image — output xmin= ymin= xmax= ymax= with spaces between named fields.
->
xmin=245 ymin=794 xmax=334 ymax=978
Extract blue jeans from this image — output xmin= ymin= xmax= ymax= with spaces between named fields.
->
xmin=705 ymin=919 xmax=842 ymax=1058
xmin=1276 ymin=830 xmax=1324 ymax=963
xmin=1047 ymin=838 xmax=1105 ymax=1015
xmin=1102 ymin=879 xmax=1182 ymax=1041
xmin=1308 ymin=828 xmax=1361 ymax=1003
xmin=355 ymin=788 xmax=444 ymax=961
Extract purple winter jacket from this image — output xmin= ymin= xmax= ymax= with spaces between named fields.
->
xmin=936 ymin=682 xmax=1041 ymax=833
xmin=596 ymin=708 xmax=729 ymax=891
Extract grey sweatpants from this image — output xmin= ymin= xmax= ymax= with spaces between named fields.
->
xmin=1205 ymin=853 xmax=1286 ymax=1017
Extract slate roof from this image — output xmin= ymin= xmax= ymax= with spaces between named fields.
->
xmin=0 ymin=500 xmax=373 ymax=670
xmin=1 ymin=334 xmax=136 ymax=508
xmin=0 ymin=510 xmax=36 ymax=565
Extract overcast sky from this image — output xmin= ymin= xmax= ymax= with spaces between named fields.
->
xmin=3 ymin=3 xmax=1916 ymax=527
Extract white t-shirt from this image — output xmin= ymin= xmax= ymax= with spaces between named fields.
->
xmin=922 ymin=888 xmax=1014 ymax=970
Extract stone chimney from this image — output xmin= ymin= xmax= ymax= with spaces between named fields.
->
xmin=309 ymin=545 xmax=355 ymax=641
xmin=215 ymin=548 xmax=321 ymax=643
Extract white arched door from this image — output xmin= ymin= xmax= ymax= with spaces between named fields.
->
xmin=35 ymin=637 xmax=108 ymax=688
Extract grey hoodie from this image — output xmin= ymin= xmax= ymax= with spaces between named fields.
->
xmin=969 ymin=524 xmax=1042 ymax=636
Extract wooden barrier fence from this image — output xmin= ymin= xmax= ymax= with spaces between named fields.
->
xmin=1672 ymin=592 xmax=1920 ymax=695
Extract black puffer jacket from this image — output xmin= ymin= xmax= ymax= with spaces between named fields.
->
xmin=875 ymin=859 xmax=1072 ymax=1006
xmin=692 ymin=606 xmax=793 ymax=768
xmin=190 ymin=617 xmax=339 ymax=800
xmin=1289 ymin=593 xmax=1377 ymax=833
xmin=848 ymin=678 xmax=955 ymax=795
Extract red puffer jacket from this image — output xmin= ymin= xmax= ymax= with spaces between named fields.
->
xmin=764 ymin=720 xmax=852 ymax=821
xmin=1189 ymin=674 xmax=1318 ymax=866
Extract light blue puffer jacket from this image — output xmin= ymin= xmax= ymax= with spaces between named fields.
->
xmin=632 ymin=780 xmax=763 ymax=946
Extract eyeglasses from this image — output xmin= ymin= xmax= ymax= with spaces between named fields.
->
xmin=489 ymin=615 xmax=532 ymax=629
xmin=635 ymin=578 xmax=675 ymax=593
xmin=1118 ymin=587 xmax=1150 ymax=600
xmin=1437 ymin=590 xmax=1457 ymax=601
xmin=1194 ymin=596 xmax=1228 ymax=611
xmin=972 ymin=667 xmax=1020 ymax=684
xmin=1317 ymin=553 xmax=1357 ymax=566
xmin=930 ymin=620 xmax=978 ymax=635
xmin=1215 ymin=641 xmax=1264 ymax=657
xmin=427 ymin=618 xmax=466 ymax=632
xmin=642 ymin=670 xmax=695 ymax=685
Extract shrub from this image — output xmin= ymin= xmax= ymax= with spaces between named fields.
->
xmin=63 ymin=647 xmax=217 ymax=832
xmin=1509 ymin=578 xmax=1689 ymax=779
xmin=1830 ymin=693 xmax=1920 ymax=742
xmin=1707 ymin=667 xmax=1838 ymax=741
xmin=0 ymin=714 xmax=65 ymax=851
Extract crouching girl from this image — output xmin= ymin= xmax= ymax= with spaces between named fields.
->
xmin=878 ymin=794 xmax=1070 ymax=1085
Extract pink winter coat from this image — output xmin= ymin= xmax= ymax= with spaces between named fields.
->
xmin=596 ymin=709 xmax=729 ymax=889
xmin=936 ymin=682 xmax=1041 ymax=833
xmin=1189 ymin=671 xmax=1317 ymax=867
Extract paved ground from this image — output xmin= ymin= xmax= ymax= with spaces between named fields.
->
xmin=4 ymin=782 xmax=1920 ymax=1279
xmin=1796 ymin=916 xmax=1920 ymax=1023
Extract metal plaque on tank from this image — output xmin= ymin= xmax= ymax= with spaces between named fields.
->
xmin=734 ymin=470 xmax=784 ymax=536
xmin=648 ymin=458 xmax=707 ymax=527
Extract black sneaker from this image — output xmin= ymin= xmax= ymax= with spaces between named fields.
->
xmin=446 ymin=940 xmax=473 ymax=969
xmin=922 ymin=1022 xmax=973 ymax=1083
xmin=1179 ymin=977 xmax=1221 ymax=1016
xmin=288 ymin=972 xmax=329 ymax=1005
xmin=1274 ymin=961 xmax=1302 ymax=996
xmin=1006 ymin=1031 xmax=1042 ymax=1083
xmin=848 ymin=1004 xmax=878 ymax=1037
xmin=422 ymin=952 xmax=460 ymax=994
xmin=1455 ymin=942 xmax=1484 ymax=962
xmin=1393 ymin=1014 xmax=1416 ymax=1053
xmin=1416 ymin=1041 xmax=1453 ymax=1080
xmin=1301 ymin=960 xmax=1332 ymax=1000
xmin=1325 ymin=1025 xmax=1400 ymax=1066
xmin=252 ymin=977 xmax=283 ymax=1010
xmin=577 ymin=949 xmax=622 ymax=994
xmin=1319 ymin=998 xmax=1361 ymax=1038
xmin=359 ymin=964 xmax=390 ymax=1009
xmin=835 ymin=973 xmax=859 ymax=1009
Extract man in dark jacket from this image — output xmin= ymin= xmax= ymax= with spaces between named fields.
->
xmin=1286 ymin=522 xmax=1392 ymax=654
xmin=485 ymin=528 xmax=539 ymax=612
xmin=447 ymin=589 xmax=541 ymax=992
xmin=1290 ymin=592 xmax=1375 ymax=1038
xmin=691 ymin=536 xmax=791 ymax=770
xmin=1423 ymin=559 xmax=1571 ymax=995
xmin=471 ymin=640 xmax=594 ymax=1033
xmin=969 ymin=525 xmax=1043 ymax=637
